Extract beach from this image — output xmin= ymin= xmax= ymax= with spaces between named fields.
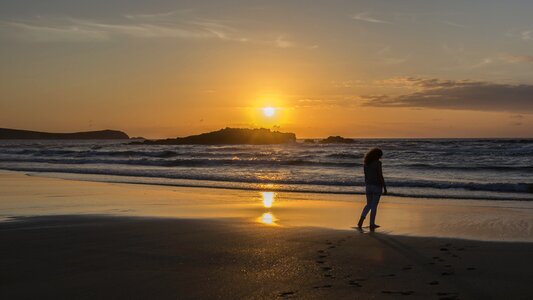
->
xmin=1 ymin=171 xmax=533 ymax=299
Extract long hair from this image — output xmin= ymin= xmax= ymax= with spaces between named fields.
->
xmin=364 ymin=148 xmax=383 ymax=165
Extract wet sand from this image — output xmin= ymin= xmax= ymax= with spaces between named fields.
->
xmin=1 ymin=171 xmax=532 ymax=242
xmin=1 ymin=215 xmax=533 ymax=299
xmin=1 ymin=171 xmax=533 ymax=299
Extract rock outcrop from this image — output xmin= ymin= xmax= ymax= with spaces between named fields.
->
xmin=0 ymin=128 xmax=129 ymax=140
xmin=136 ymin=128 xmax=296 ymax=145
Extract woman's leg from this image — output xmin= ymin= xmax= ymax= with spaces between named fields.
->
xmin=369 ymin=191 xmax=382 ymax=227
xmin=358 ymin=188 xmax=373 ymax=226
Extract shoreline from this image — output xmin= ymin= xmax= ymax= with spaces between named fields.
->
xmin=1 ymin=170 xmax=533 ymax=298
xmin=0 ymin=167 xmax=529 ymax=201
xmin=1 ymin=170 xmax=532 ymax=242
xmin=26 ymin=171 xmax=533 ymax=202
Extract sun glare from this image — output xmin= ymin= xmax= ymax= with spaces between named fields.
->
xmin=262 ymin=191 xmax=275 ymax=208
xmin=263 ymin=107 xmax=275 ymax=117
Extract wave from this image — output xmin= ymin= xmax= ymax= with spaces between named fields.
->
xmin=405 ymin=163 xmax=533 ymax=172
xmin=1 ymin=165 xmax=531 ymax=195
xmin=0 ymin=157 xmax=362 ymax=168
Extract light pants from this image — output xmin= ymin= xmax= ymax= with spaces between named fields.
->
xmin=360 ymin=184 xmax=382 ymax=226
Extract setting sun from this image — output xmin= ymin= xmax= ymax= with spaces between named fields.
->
xmin=263 ymin=107 xmax=276 ymax=118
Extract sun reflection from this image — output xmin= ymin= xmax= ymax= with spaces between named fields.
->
xmin=262 ymin=191 xmax=275 ymax=208
xmin=260 ymin=212 xmax=276 ymax=225
xmin=257 ymin=191 xmax=278 ymax=225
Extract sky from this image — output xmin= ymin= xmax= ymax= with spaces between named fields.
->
xmin=1 ymin=0 xmax=532 ymax=138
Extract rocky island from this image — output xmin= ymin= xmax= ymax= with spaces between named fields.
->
xmin=0 ymin=128 xmax=129 ymax=140
xmin=319 ymin=136 xmax=356 ymax=144
xmin=135 ymin=128 xmax=296 ymax=145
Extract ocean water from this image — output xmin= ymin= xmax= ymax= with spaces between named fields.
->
xmin=0 ymin=139 xmax=532 ymax=201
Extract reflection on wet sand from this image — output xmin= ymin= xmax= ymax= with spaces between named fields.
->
xmin=260 ymin=212 xmax=276 ymax=225
xmin=262 ymin=192 xmax=274 ymax=208
xmin=258 ymin=191 xmax=277 ymax=225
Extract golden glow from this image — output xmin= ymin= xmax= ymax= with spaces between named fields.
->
xmin=259 ymin=212 xmax=276 ymax=225
xmin=262 ymin=191 xmax=275 ymax=208
xmin=257 ymin=190 xmax=278 ymax=225
xmin=263 ymin=107 xmax=275 ymax=117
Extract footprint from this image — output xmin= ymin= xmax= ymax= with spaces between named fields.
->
xmin=318 ymin=255 xmax=327 ymax=259
xmin=466 ymin=267 xmax=476 ymax=271
xmin=322 ymin=267 xmax=332 ymax=271
xmin=316 ymin=260 xmax=325 ymax=264
xmin=437 ymin=292 xmax=459 ymax=299
xmin=402 ymin=266 xmax=413 ymax=270
xmin=328 ymin=246 xmax=336 ymax=249
xmin=348 ymin=280 xmax=362 ymax=287
xmin=324 ymin=274 xmax=335 ymax=278
xmin=382 ymin=290 xmax=414 ymax=295
xmin=445 ymin=264 xmax=452 ymax=268
xmin=441 ymin=271 xmax=454 ymax=276
xmin=355 ymin=278 xmax=368 ymax=281
xmin=278 ymin=291 xmax=296 ymax=298
xmin=313 ymin=284 xmax=332 ymax=289
xmin=440 ymin=248 xmax=449 ymax=252
xmin=432 ymin=256 xmax=440 ymax=260
xmin=317 ymin=250 xmax=325 ymax=254
xmin=428 ymin=281 xmax=439 ymax=285
xmin=380 ymin=273 xmax=396 ymax=278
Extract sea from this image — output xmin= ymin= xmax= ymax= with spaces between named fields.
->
xmin=0 ymin=139 xmax=532 ymax=201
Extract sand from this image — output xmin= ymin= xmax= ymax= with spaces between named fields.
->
xmin=1 ymin=171 xmax=533 ymax=299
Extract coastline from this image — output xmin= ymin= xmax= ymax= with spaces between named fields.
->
xmin=1 ymin=170 xmax=533 ymax=299
xmin=1 ymin=170 xmax=532 ymax=242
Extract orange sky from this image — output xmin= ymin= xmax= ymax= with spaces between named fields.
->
xmin=1 ymin=0 xmax=532 ymax=138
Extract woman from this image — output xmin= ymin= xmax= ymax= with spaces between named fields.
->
xmin=357 ymin=148 xmax=387 ymax=230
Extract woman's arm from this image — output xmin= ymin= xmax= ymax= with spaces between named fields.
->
xmin=378 ymin=162 xmax=387 ymax=194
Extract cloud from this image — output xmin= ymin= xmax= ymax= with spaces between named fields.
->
xmin=1 ymin=20 xmax=110 ymax=42
xmin=0 ymin=13 xmax=300 ymax=48
xmin=362 ymin=77 xmax=533 ymax=112
xmin=506 ymin=55 xmax=533 ymax=63
xmin=274 ymin=35 xmax=295 ymax=48
xmin=1 ymin=17 xmax=234 ymax=42
xmin=521 ymin=30 xmax=533 ymax=41
xmin=351 ymin=12 xmax=390 ymax=24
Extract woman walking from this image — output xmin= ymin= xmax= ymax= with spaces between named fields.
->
xmin=357 ymin=148 xmax=387 ymax=230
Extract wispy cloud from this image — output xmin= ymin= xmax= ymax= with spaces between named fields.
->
xmin=351 ymin=12 xmax=390 ymax=24
xmin=506 ymin=28 xmax=533 ymax=42
xmin=362 ymin=77 xmax=533 ymax=112
xmin=1 ymin=17 xmax=236 ymax=42
xmin=274 ymin=35 xmax=294 ymax=48
xmin=0 ymin=12 xmax=301 ymax=48
xmin=1 ymin=20 xmax=111 ymax=42
xmin=521 ymin=30 xmax=532 ymax=41
xmin=505 ymin=55 xmax=533 ymax=63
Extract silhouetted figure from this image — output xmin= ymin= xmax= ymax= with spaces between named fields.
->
xmin=357 ymin=148 xmax=387 ymax=230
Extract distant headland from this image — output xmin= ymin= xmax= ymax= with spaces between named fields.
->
xmin=0 ymin=127 xmax=359 ymax=144
xmin=0 ymin=128 xmax=129 ymax=140
xmin=134 ymin=128 xmax=296 ymax=145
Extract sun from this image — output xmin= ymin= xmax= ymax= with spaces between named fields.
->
xmin=263 ymin=107 xmax=276 ymax=117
